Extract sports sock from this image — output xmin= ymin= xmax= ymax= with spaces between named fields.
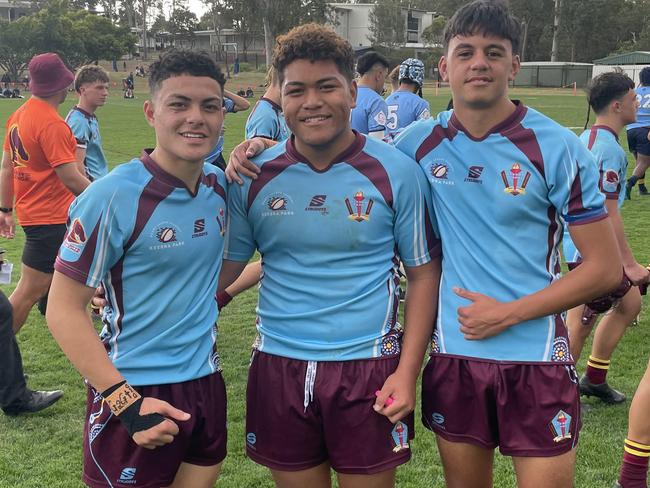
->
xmin=628 ymin=175 xmax=640 ymax=188
xmin=639 ymin=178 xmax=646 ymax=187
xmin=585 ymin=355 xmax=610 ymax=384
xmin=619 ymin=438 xmax=650 ymax=488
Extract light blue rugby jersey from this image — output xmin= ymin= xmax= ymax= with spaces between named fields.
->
xmin=627 ymin=85 xmax=650 ymax=130
xmin=563 ymin=125 xmax=627 ymax=263
xmin=206 ymin=98 xmax=236 ymax=165
xmin=351 ymin=86 xmax=388 ymax=134
xmin=55 ymin=151 xmax=228 ymax=385
xmin=245 ymin=97 xmax=290 ymax=142
xmin=65 ymin=106 xmax=108 ymax=180
xmin=394 ymin=103 xmax=607 ymax=363
xmin=224 ymin=132 xmax=440 ymax=361
xmin=384 ymin=89 xmax=430 ymax=136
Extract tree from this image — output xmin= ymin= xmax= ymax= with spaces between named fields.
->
xmin=0 ymin=0 xmax=136 ymax=79
xmin=368 ymin=0 xmax=406 ymax=49
xmin=167 ymin=5 xmax=198 ymax=47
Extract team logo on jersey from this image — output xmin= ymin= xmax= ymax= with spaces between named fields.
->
xmin=551 ymin=336 xmax=571 ymax=362
xmin=429 ymin=160 xmax=454 ymax=185
xmin=63 ymin=218 xmax=87 ymax=254
xmin=8 ymin=124 xmax=28 ymax=167
xmin=501 ymin=163 xmax=531 ymax=196
xmin=262 ymin=193 xmax=294 ymax=216
xmin=192 ymin=218 xmax=207 ymax=238
xmin=430 ymin=329 xmax=440 ymax=354
xmin=374 ymin=111 xmax=387 ymax=126
xmin=380 ymin=333 xmax=400 ymax=356
xmin=345 ymin=191 xmax=374 ymax=222
xmin=549 ymin=410 xmax=572 ymax=443
xmin=391 ymin=421 xmax=410 ymax=452
xmin=602 ymin=170 xmax=620 ymax=194
xmin=305 ymin=194 xmax=329 ymax=215
xmin=216 ymin=208 xmax=226 ymax=235
xmin=150 ymin=222 xmax=184 ymax=250
xmin=464 ymin=165 xmax=484 ymax=184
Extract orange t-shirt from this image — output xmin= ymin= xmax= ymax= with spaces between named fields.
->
xmin=3 ymin=97 xmax=76 ymax=225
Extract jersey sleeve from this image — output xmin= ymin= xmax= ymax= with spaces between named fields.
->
xmin=55 ymin=182 xmax=130 ymax=288
xmin=392 ymin=156 xmax=441 ymax=267
xmin=67 ymin=114 xmax=90 ymax=148
xmin=246 ymin=111 xmax=278 ymax=140
xmin=39 ymin=121 xmax=77 ymax=167
xmin=416 ymin=100 xmax=431 ymax=121
xmin=598 ymin=146 xmax=627 ymax=200
xmin=223 ymin=180 xmax=256 ymax=262
xmin=549 ymin=133 xmax=607 ymax=226
xmin=224 ymin=98 xmax=236 ymax=113
xmin=367 ymin=98 xmax=388 ymax=133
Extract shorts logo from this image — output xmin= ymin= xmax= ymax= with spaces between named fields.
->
xmin=464 ymin=165 xmax=484 ymax=184
xmin=305 ymin=194 xmax=329 ymax=215
xmin=246 ymin=432 xmax=257 ymax=445
xmin=262 ymin=193 xmax=294 ymax=217
xmin=63 ymin=218 xmax=87 ymax=254
xmin=551 ymin=336 xmax=571 ymax=362
xmin=217 ymin=208 xmax=226 ymax=236
xmin=431 ymin=412 xmax=445 ymax=425
xmin=391 ymin=421 xmax=410 ymax=452
xmin=549 ymin=410 xmax=572 ymax=443
xmin=501 ymin=163 xmax=531 ymax=196
xmin=150 ymin=222 xmax=184 ymax=250
xmin=118 ymin=467 xmax=137 ymax=484
xmin=192 ymin=218 xmax=207 ymax=238
xmin=345 ymin=191 xmax=374 ymax=222
xmin=429 ymin=160 xmax=454 ymax=185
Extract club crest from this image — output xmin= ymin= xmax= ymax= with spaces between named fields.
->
xmin=549 ymin=410 xmax=572 ymax=443
xmin=345 ymin=191 xmax=374 ymax=222
xmin=501 ymin=163 xmax=531 ymax=196
xmin=391 ymin=421 xmax=410 ymax=452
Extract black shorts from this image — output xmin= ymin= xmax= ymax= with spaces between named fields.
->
xmin=626 ymin=127 xmax=650 ymax=156
xmin=22 ymin=224 xmax=67 ymax=274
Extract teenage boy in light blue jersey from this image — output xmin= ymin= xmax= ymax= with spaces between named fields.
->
xmin=227 ymin=4 xmax=620 ymax=486
xmin=351 ymin=51 xmax=389 ymax=138
xmin=625 ymin=67 xmax=650 ymax=198
xmin=66 ymin=65 xmax=110 ymax=181
xmin=245 ymin=67 xmax=290 ymax=142
xmin=47 ymin=50 xmax=229 ymax=488
xmin=384 ymin=58 xmax=430 ymax=136
xmin=220 ymin=23 xmax=440 ymax=488
xmin=563 ymin=72 xmax=649 ymax=406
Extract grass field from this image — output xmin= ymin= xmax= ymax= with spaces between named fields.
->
xmin=0 ymin=72 xmax=648 ymax=488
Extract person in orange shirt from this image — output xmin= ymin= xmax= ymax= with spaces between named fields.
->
xmin=0 ymin=52 xmax=90 ymax=416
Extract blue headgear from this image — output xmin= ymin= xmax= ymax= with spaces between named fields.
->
xmin=398 ymin=58 xmax=425 ymax=88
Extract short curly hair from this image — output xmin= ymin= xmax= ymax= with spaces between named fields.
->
xmin=272 ymin=23 xmax=355 ymax=83
xmin=148 ymin=49 xmax=225 ymax=94
xmin=74 ymin=65 xmax=110 ymax=92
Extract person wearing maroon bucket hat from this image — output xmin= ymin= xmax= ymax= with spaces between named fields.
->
xmin=0 ymin=52 xmax=90 ymax=416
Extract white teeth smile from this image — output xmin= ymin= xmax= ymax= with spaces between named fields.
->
xmin=304 ymin=116 xmax=328 ymax=122
xmin=181 ymin=133 xmax=205 ymax=138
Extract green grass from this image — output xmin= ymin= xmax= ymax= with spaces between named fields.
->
xmin=0 ymin=75 xmax=648 ymax=487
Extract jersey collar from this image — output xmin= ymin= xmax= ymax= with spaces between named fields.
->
xmin=261 ymin=97 xmax=282 ymax=113
xmin=449 ymin=100 xmax=527 ymax=142
xmin=140 ymin=149 xmax=202 ymax=196
xmin=591 ymin=124 xmax=619 ymax=141
xmin=72 ymin=105 xmax=97 ymax=120
xmin=285 ymin=130 xmax=366 ymax=172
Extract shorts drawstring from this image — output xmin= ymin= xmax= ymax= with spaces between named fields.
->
xmin=304 ymin=360 xmax=318 ymax=412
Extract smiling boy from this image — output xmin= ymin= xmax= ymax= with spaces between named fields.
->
xmin=46 ymin=50 xmax=229 ymax=488
xmin=220 ymin=24 xmax=440 ymax=488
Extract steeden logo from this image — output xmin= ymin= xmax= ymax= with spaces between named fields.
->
xmin=305 ymin=194 xmax=329 ymax=215
xmin=192 ymin=218 xmax=207 ymax=238
xmin=118 ymin=467 xmax=137 ymax=484
xmin=464 ymin=165 xmax=484 ymax=184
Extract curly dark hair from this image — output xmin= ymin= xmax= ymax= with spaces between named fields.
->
xmin=148 ymin=50 xmax=225 ymax=94
xmin=443 ymin=0 xmax=522 ymax=55
xmin=587 ymin=72 xmax=635 ymax=114
xmin=272 ymin=23 xmax=355 ymax=83
xmin=356 ymin=51 xmax=389 ymax=76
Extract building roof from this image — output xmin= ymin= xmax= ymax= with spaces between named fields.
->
xmin=520 ymin=61 xmax=592 ymax=66
xmin=593 ymin=51 xmax=650 ymax=65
